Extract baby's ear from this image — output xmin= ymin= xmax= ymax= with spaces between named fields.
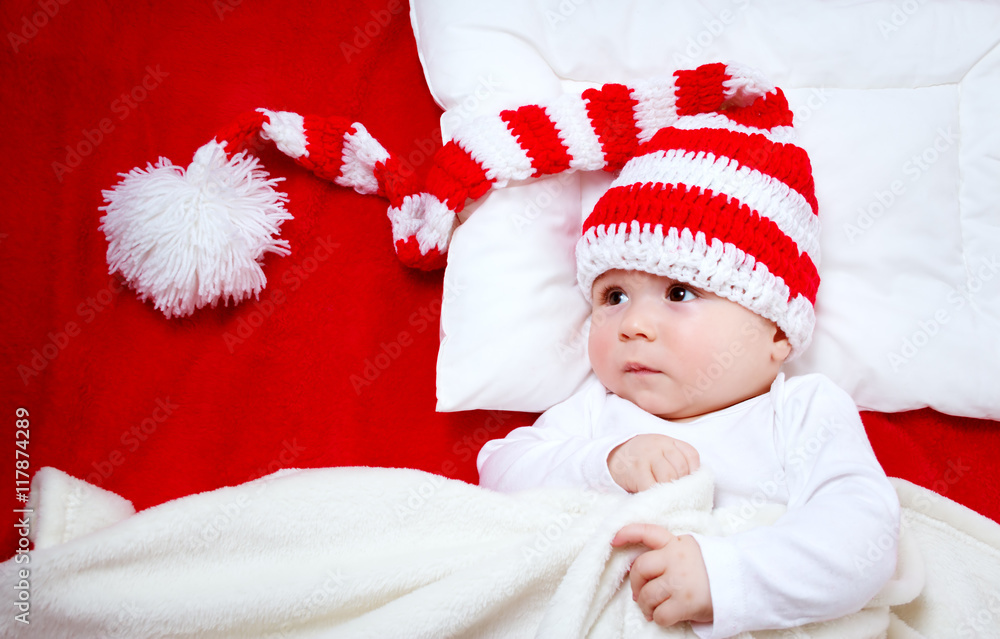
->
xmin=772 ymin=326 xmax=792 ymax=363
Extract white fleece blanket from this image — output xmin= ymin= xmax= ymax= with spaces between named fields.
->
xmin=3 ymin=467 xmax=999 ymax=638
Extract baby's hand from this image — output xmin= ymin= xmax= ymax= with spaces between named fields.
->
xmin=607 ymin=434 xmax=700 ymax=493
xmin=612 ymin=523 xmax=713 ymax=627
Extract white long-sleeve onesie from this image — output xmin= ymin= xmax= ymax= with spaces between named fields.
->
xmin=478 ymin=373 xmax=900 ymax=638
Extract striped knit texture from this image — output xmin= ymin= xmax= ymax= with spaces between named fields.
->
xmin=574 ymin=64 xmax=819 ymax=357
xmin=199 ymin=63 xmax=817 ymax=349
xmin=213 ymin=109 xmax=451 ymax=270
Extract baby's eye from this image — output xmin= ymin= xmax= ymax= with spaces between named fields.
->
xmin=604 ymin=289 xmax=628 ymax=306
xmin=667 ymin=285 xmax=697 ymax=302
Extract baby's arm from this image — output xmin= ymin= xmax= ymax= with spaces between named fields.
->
xmin=477 ymin=381 xmax=634 ymax=492
xmin=478 ymin=381 xmax=700 ymax=493
xmin=477 ymin=421 xmax=630 ymax=492
xmin=688 ymin=376 xmax=900 ymax=637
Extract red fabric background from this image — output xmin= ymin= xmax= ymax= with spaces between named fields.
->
xmin=0 ymin=0 xmax=997 ymax=558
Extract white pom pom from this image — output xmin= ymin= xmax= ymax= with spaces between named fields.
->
xmin=99 ymin=140 xmax=293 ymax=318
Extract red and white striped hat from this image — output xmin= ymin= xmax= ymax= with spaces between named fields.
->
xmin=573 ymin=65 xmax=820 ymax=356
xmin=102 ymin=62 xmax=819 ymax=353
xmin=432 ymin=62 xmax=819 ymax=353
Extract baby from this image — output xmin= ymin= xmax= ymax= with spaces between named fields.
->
xmin=477 ymin=71 xmax=900 ymax=637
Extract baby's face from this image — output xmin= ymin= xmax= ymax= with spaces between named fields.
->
xmin=588 ymin=270 xmax=791 ymax=422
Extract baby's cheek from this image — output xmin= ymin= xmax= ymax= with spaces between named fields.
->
xmin=589 ymin=307 xmax=610 ymax=332
xmin=587 ymin=311 xmax=606 ymax=347
xmin=587 ymin=326 xmax=604 ymax=368
xmin=587 ymin=320 xmax=614 ymax=381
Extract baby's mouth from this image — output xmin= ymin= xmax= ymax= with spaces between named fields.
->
xmin=623 ymin=362 xmax=659 ymax=375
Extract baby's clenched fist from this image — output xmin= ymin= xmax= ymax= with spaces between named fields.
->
xmin=607 ymin=434 xmax=700 ymax=493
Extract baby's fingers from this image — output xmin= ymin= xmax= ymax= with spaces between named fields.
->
xmin=671 ymin=439 xmax=701 ymax=475
xmin=615 ymin=466 xmax=655 ymax=493
xmin=649 ymin=581 xmax=688 ymax=628
xmin=632 ymin=573 xmax=678 ymax=622
xmin=649 ymin=454 xmax=684 ymax=484
xmin=663 ymin=439 xmax=701 ymax=479
xmin=611 ymin=523 xmax=674 ymax=550
xmin=651 ymin=439 xmax=700 ymax=483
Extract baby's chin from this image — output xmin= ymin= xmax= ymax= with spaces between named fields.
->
xmin=615 ymin=388 xmax=704 ymax=422
xmin=595 ymin=369 xmax=730 ymax=421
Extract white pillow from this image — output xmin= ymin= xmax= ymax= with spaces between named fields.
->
xmin=412 ymin=0 xmax=1000 ymax=419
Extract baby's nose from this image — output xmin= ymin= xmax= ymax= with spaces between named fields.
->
xmin=619 ymin=303 xmax=656 ymax=341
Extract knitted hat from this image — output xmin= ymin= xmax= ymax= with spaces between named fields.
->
xmin=101 ymin=62 xmax=818 ymax=354
xmin=574 ymin=66 xmax=820 ymax=356
xmin=416 ymin=61 xmax=819 ymax=355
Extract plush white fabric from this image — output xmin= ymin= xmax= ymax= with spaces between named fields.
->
xmin=4 ymin=466 xmax=1000 ymax=638
xmin=26 ymin=466 xmax=136 ymax=548
xmin=412 ymin=0 xmax=1000 ymax=418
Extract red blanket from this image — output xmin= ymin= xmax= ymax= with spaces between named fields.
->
xmin=1 ymin=0 xmax=997 ymax=557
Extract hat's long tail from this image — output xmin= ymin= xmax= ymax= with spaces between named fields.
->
xmin=99 ymin=62 xmax=785 ymax=318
